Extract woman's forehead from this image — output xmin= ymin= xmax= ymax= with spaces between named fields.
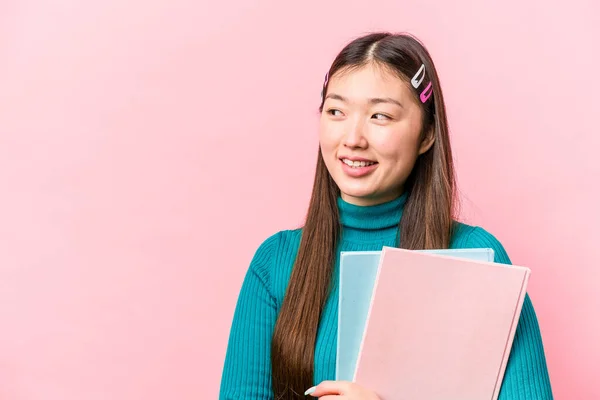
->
xmin=327 ymin=64 xmax=413 ymax=104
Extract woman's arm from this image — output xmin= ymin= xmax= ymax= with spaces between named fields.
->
xmin=499 ymin=293 xmax=554 ymax=399
xmin=468 ymin=227 xmax=554 ymax=400
xmin=219 ymin=234 xmax=280 ymax=400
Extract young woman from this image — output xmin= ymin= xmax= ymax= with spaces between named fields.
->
xmin=219 ymin=32 xmax=553 ymax=400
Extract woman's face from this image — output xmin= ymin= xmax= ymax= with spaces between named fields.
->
xmin=319 ymin=63 xmax=434 ymax=206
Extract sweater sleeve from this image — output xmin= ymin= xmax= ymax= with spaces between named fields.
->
xmin=467 ymin=227 xmax=554 ymax=400
xmin=219 ymin=233 xmax=279 ymax=400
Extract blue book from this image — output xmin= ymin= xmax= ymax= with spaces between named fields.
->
xmin=336 ymin=248 xmax=495 ymax=381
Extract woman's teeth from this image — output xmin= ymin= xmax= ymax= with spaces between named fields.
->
xmin=342 ymin=159 xmax=376 ymax=168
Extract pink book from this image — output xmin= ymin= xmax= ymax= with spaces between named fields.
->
xmin=353 ymin=246 xmax=530 ymax=400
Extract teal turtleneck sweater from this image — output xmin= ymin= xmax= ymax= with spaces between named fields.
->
xmin=219 ymin=194 xmax=553 ymax=399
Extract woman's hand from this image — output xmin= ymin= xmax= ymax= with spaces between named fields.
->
xmin=304 ymin=381 xmax=381 ymax=399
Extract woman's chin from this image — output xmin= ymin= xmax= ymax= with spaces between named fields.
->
xmin=339 ymin=188 xmax=378 ymax=204
xmin=338 ymin=184 xmax=402 ymax=206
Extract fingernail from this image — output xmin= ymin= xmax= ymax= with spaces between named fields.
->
xmin=304 ymin=386 xmax=316 ymax=395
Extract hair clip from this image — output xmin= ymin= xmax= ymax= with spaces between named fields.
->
xmin=411 ymin=64 xmax=426 ymax=89
xmin=411 ymin=63 xmax=432 ymax=103
xmin=420 ymin=82 xmax=433 ymax=103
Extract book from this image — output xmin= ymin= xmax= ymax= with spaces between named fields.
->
xmin=353 ymin=246 xmax=530 ymax=400
xmin=336 ymin=248 xmax=495 ymax=382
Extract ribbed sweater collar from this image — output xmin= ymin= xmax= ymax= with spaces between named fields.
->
xmin=337 ymin=193 xmax=407 ymax=232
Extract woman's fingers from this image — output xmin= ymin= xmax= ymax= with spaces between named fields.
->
xmin=305 ymin=381 xmax=351 ymax=397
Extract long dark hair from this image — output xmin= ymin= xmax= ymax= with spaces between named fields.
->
xmin=271 ymin=32 xmax=457 ymax=399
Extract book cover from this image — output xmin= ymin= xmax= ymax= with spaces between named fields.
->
xmin=353 ymin=247 xmax=530 ymax=400
xmin=336 ymin=248 xmax=495 ymax=382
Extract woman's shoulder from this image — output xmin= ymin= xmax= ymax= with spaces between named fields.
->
xmin=245 ymin=228 xmax=303 ymax=302
xmin=450 ymin=221 xmax=512 ymax=265
xmin=247 ymin=228 xmax=303 ymax=272
xmin=253 ymin=228 xmax=303 ymax=254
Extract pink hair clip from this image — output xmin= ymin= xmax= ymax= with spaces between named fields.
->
xmin=411 ymin=63 xmax=432 ymax=103
xmin=420 ymin=82 xmax=433 ymax=103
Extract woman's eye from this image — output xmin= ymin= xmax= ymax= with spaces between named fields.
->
xmin=328 ymin=109 xmax=343 ymax=116
xmin=372 ymin=113 xmax=391 ymax=120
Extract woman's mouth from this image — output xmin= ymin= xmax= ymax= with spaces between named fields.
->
xmin=339 ymin=158 xmax=379 ymax=177
xmin=341 ymin=158 xmax=377 ymax=168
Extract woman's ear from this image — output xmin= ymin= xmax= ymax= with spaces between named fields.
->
xmin=418 ymin=127 xmax=435 ymax=155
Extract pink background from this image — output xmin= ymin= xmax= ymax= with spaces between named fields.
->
xmin=0 ymin=0 xmax=597 ymax=399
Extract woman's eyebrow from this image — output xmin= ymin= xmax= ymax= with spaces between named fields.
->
xmin=369 ymin=97 xmax=404 ymax=109
xmin=325 ymin=93 xmax=403 ymax=109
